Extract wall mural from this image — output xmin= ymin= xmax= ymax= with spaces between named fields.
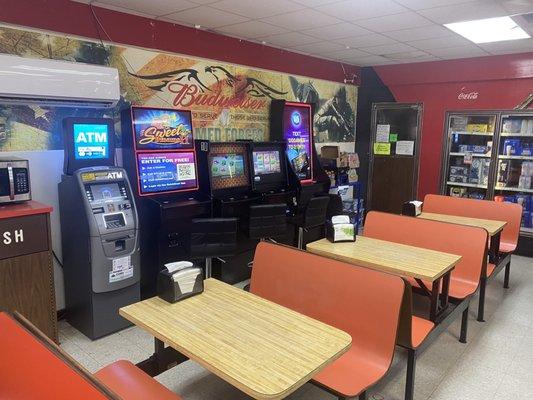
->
xmin=0 ymin=25 xmax=357 ymax=152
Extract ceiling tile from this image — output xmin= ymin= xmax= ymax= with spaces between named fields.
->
xmin=188 ymin=0 xmax=221 ymax=3
xmin=382 ymin=25 xmax=453 ymax=41
xmin=361 ymin=42 xmax=420 ymax=55
xmin=428 ymin=45 xmax=490 ymax=58
xmin=290 ymin=41 xmax=346 ymax=54
xmin=345 ymin=55 xmax=397 ymax=66
xmin=385 ymin=50 xmax=433 ymax=60
xmin=291 ymin=0 xmax=340 ymax=6
xmin=94 ymin=0 xmax=196 ymax=16
xmin=355 ymin=11 xmax=433 ymax=32
xmin=336 ymin=33 xmax=398 ymax=48
xmin=499 ymin=0 xmax=533 ymax=14
xmin=326 ymin=48 xmax=372 ymax=59
xmin=315 ymin=0 xmax=409 ymax=21
xmin=215 ymin=21 xmax=288 ymax=39
xmin=301 ymin=22 xmax=372 ymax=40
xmin=164 ymin=6 xmax=249 ymax=27
xmin=261 ymin=8 xmax=342 ymax=30
xmin=210 ymin=0 xmax=304 ymax=19
xmin=392 ymin=0 xmax=479 ymax=11
xmin=418 ymin=1 xmax=509 ymax=24
xmin=260 ymin=31 xmax=320 ymax=47
xmin=479 ymin=37 xmax=533 ymax=54
xmin=407 ymin=35 xmax=473 ymax=50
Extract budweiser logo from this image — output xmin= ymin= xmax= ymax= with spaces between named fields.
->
xmin=458 ymin=87 xmax=479 ymax=100
xmin=130 ymin=65 xmax=287 ymax=112
xmin=138 ymin=125 xmax=191 ymax=146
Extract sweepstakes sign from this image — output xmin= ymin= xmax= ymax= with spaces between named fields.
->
xmin=132 ymin=107 xmax=194 ymax=151
xmin=137 ymin=152 xmax=198 ymax=195
xmin=283 ymin=103 xmax=313 ymax=182
xmin=73 ymin=124 xmax=109 ymax=160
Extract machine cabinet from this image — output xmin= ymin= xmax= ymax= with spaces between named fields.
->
xmin=0 ymin=201 xmax=57 ymax=342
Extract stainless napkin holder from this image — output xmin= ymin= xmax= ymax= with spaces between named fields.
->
xmin=326 ymin=215 xmax=356 ymax=243
xmin=157 ymin=262 xmax=204 ymax=303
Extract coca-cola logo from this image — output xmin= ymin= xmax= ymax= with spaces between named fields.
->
xmin=458 ymin=87 xmax=479 ymax=100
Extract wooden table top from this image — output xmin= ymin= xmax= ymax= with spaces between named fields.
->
xmin=307 ymin=236 xmax=461 ymax=281
xmin=119 ymin=279 xmax=351 ymax=400
xmin=418 ymin=212 xmax=507 ymax=236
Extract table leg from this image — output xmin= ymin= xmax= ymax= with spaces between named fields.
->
xmin=429 ymin=279 xmax=441 ymax=322
xmin=136 ymin=338 xmax=189 ymax=377
xmin=489 ymin=232 xmax=501 ymax=265
xmin=440 ymin=272 xmax=451 ymax=310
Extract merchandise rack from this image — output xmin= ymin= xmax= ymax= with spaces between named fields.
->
xmin=440 ymin=110 xmax=533 ymax=238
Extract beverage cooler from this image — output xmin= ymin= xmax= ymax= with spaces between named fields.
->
xmin=440 ymin=110 xmax=533 ymax=243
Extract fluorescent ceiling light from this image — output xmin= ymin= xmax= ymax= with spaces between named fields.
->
xmin=445 ymin=16 xmax=530 ymax=44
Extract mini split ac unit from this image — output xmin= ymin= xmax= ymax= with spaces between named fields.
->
xmin=0 ymin=54 xmax=120 ymax=108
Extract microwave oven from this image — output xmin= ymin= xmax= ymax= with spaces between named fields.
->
xmin=0 ymin=158 xmax=31 ymax=204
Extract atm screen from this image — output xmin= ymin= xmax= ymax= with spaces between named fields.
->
xmin=90 ymin=183 xmax=122 ymax=201
xmin=73 ymin=123 xmax=110 ymax=160
xmin=136 ymin=152 xmax=198 ymax=195
xmin=253 ymin=151 xmax=281 ymax=175
xmin=282 ymin=103 xmax=313 ymax=182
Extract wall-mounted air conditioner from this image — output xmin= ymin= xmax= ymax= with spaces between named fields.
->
xmin=0 ymin=54 xmax=120 ymax=108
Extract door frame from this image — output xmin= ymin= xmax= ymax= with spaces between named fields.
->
xmin=367 ymin=102 xmax=424 ymax=212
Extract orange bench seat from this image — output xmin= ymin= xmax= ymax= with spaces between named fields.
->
xmin=250 ymin=242 xmax=405 ymax=399
xmin=95 ymin=360 xmax=181 ymax=400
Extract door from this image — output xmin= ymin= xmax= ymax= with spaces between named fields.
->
xmin=368 ymin=103 xmax=423 ymax=214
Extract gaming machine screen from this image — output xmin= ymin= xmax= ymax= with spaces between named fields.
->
xmin=136 ymin=152 xmax=198 ymax=195
xmin=73 ymin=123 xmax=110 ymax=160
xmin=282 ymin=103 xmax=313 ymax=182
xmin=132 ymin=107 xmax=194 ymax=151
xmin=253 ymin=151 xmax=281 ymax=175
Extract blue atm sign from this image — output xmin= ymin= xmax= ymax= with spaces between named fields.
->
xmin=74 ymin=124 xmax=109 ymax=160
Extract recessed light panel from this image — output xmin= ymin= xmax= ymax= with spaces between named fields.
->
xmin=444 ymin=16 xmax=530 ymax=44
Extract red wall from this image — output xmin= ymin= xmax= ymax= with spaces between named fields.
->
xmin=374 ymin=52 xmax=533 ymax=198
xmin=0 ymin=0 xmax=359 ymax=84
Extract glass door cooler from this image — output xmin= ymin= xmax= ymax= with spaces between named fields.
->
xmin=441 ymin=111 xmax=498 ymax=200
xmin=494 ymin=112 xmax=533 ymax=236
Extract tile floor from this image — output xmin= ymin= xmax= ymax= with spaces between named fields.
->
xmin=59 ymin=255 xmax=533 ymax=400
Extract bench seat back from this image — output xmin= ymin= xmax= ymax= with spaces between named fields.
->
xmin=364 ymin=211 xmax=488 ymax=299
xmin=423 ymin=194 xmax=522 ymax=252
xmin=250 ymin=242 xmax=404 ymax=368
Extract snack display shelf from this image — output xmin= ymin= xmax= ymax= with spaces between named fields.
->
xmin=498 ymin=155 xmax=533 ymax=160
xmin=447 ymin=182 xmax=488 ymax=189
xmin=494 ymin=185 xmax=533 ymax=194
xmin=449 ymin=152 xmax=491 ymax=158
xmin=500 ymin=133 xmax=533 ymax=137
xmin=451 ymin=131 xmax=494 ymax=136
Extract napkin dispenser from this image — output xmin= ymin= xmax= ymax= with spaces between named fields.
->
xmin=402 ymin=200 xmax=423 ymax=216
xmin=326 ymin=215 xmax=356 ymax=243
xmin=157 ymin=261 xmax=204 ymax=303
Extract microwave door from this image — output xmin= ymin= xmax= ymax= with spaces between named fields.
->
xmin=7 ymin=165 xmax=15 ymax=200
xmin=0 ymin=169 xmax=10 ymax=198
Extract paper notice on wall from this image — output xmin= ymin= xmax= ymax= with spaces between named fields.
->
xmin=376 ymin=124 xmax=391 ymax=142
xmin=374 ymin=142 xmax=391 ymax=155
xmin=109 ymin=256 xmax=133 ymax=283
xmin=395 ymin=141 xmax=415 ymax=156
xmin=389 ymin=133 xmax=398 ymax=142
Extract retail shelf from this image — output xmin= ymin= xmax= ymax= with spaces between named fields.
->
xmin=446 ymin=181 xmax=488 ymax=189
xmin=520 ymin=227 xmax=533 ymax=237
xmin=449 ymin=152 xmax=491 ymax=158
xmin=500 ymin=132 xmax=533 ymax=137
xmin=498 ymin=155 xmax=533 ymax=160
xmin=451 ymin=131 xmax=494 ymax=136
xmin=494 ymin=185 xmax=533 ymax=193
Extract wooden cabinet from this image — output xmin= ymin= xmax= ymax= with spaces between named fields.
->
xmin=0 ymin=201 xmax=57 ymax=342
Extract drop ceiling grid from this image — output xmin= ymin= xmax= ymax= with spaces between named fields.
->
xmin=72 ymin=0 xmax=533 ymax=66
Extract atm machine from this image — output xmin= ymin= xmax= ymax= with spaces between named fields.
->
xmin=122 ymin=107 xmax=211 ymax=298
xmin=59 ymin=118 xmax=140 ymax=339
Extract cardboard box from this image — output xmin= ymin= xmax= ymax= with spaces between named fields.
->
xmin=321 ymin=146 xmax=339 ymax=159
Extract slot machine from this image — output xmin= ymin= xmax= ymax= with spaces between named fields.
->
xmin=122 ymin=106 xmax=211 ymax=298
